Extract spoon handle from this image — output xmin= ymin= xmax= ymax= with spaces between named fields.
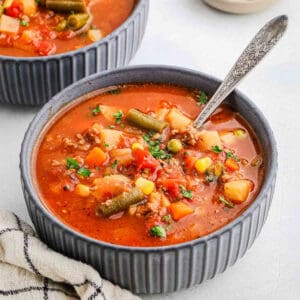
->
xmin=193 ymin=15 xmax=288 ymax=129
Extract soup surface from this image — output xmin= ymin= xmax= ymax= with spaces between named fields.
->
xmin=0 ymin=0 xmax=135 ymax=56
xmin=35 ymin=84 xmax=264 ymax=247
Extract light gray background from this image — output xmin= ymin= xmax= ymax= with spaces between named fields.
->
xmin=0 ymin=0 xmax=299 ymax=299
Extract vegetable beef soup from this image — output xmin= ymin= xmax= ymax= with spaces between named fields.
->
xmin=0 ymin=0 xmax=135 ymax=56
xmin=35 ymin=84 xmax=264 ymax=247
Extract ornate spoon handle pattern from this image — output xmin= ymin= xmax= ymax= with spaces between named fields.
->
xmin=193 ymin=15 xmax=288 ymax=129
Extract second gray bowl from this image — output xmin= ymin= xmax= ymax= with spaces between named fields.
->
xmin=0 ymin=0 xmax=149 ymax=106
xmin=20 ymin=65 xmax=277 ymax=294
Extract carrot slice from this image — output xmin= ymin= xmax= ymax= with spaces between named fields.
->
xmin=225 ymin=158 xmax=239 ymax=171
xmin=85 ymin=147 xmax=107 ymax=167
xmin=169 ymin=202 xmax=193 ymax=221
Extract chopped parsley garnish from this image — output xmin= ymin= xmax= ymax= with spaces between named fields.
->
xmin=113 ymin=110 xmax=123 ymax=124
xmin=226 ymin=151 xmax=239 ymax=162
xmin=219 ymin=196 xmax=235 ymax=208
xmin=108 ymin=88 xmax=121 ymax=95
xmin=143 ymin=133 xmax=172 ymax=161
xmin=66 ymin=158 xmax=91 ymax=177
xmin=211 ymin=145 xmax=223 ymax=153
xmin=197 ymin=91 xmax=208 ymax=105
xmin=205 ymin=174 xmax=215 ymax=183
xmin=180 ymin=185 xmax=193 ymax=199
xmin=91 ymin=104 xmax=101 ymax=116
xmin=149 ymin=225 xmax=166 ymax=238
xmin=77 ymin=167 xmax=91 ymax=178
xmin=111 ymin=160 xmax=118 ymax=169
xmin=104 ymin=143 xmax=109 ymax=148
xmin=108 ymin=125 xmax=115 ymax=129
xmin=66 ymin=157 xmax=80 ymax=170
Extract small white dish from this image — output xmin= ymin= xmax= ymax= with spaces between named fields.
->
xmin=203 ymin=0 xmax=279 ymax=14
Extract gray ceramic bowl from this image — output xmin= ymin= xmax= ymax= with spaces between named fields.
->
xmin=20 ymin=66 xmax=277 ymax=294
xmin=0 ymin=0 xmax=149 ymax=106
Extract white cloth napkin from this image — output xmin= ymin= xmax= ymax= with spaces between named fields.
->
xmin=0 ymin=210 xmax=141 ymax=300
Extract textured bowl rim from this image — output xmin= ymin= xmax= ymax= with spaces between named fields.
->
xmin=0 ymin=0 xmax=147 ymax=61
xmin=20 ymin=65 xmax=278 ymax=252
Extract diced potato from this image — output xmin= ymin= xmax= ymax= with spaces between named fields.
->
xmin=160 ymin=194 xmax=171 ymax=208
xmin=99 ymin=129 xmax=123 ymax=151
xmin=87 ymin=29 xmax=103 ymax=42
xmin=75 ymin=184 xmax=90 ymax=197
xmin=224 ymin=180 xmax=251 ymax=203
xmin=0 ymin=15 xmax=19 ymax=34
xmin=220 ymin=131 xmax=235 ymax=145
xmin=20 ymin=0 xmax=37 ymax=15
xmin=3 ymin=0 xmax=13 ymax=8
xmin=20 ymin=30 xmax=36 ymax=44
xmin=165 ymin=108 xmax=192 ymax=131
xmin=92 ymin=175 xmax=131 ymax=200
xmin=110 ymin=148 xmax=133 ymax=166
xmin=128 ymin=205 xmax=138 ymax=216
xmin=135 ymin=177 xmax=155 ymax=195
xmin=91 ymin=122 xmax=103 ymax=134
xmin=100 ymin=105 xmax=120 ymax=122
xmin=155 ymin=108 xmax=169 ymax=121
xmin=197 ymin=130 xmax=222 ymax=151
xmin=195 ymin=157 xmax=212 ymax=174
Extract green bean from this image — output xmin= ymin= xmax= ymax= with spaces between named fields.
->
xmin=67 ymin=13 xmax=89 ymax=30
xmin=42 ymin=0 xmax=86 ymax=13
xmin=126 ymin=109 xmax=168 ymax=133
xmin=97 ymin=188 xmax=145 ymax=217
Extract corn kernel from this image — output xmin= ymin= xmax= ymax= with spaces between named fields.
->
xmin=75 ymin=184 xmax=90 ymax=197
xmin=195 ymin=157 xmax=212 ymax=174
xmin=233 ymin=128 xmax=246 ymax=138
xmin=131 ymin=142 xmax=144 ymax=151
xmin=135 ymin=177 xmax=155 ymax=195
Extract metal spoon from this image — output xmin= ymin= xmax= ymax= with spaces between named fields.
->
xmin=193 ymin=15 xmax=288 ymax=129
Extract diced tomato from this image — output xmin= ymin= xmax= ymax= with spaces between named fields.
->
xmin=132 ymin=148 xmax=160 ymax=172
xmin=35 ymin=40 xmax=56 ymax=56
xmin=161 ymin=179 xmax=181 ymax=199
xmin=5 ymin=0 xmax=23 ymax=18
xmin=225 ymin=158 xmax=239 ymax=172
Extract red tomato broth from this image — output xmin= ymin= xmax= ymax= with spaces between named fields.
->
xmin=0 ymin=0 xmax=136 ymax=56
xmin=34 ymin=84 xmax=264 ymax=247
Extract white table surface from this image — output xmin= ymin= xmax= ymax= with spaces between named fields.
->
xmin=0 ymin=0 xmax=299 ymax=299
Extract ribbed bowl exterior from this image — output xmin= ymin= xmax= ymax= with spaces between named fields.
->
xmin=0 ymin=0 xmax=149 ymax=106
xmin=20 ymin=66 xmax=278 ymax=294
